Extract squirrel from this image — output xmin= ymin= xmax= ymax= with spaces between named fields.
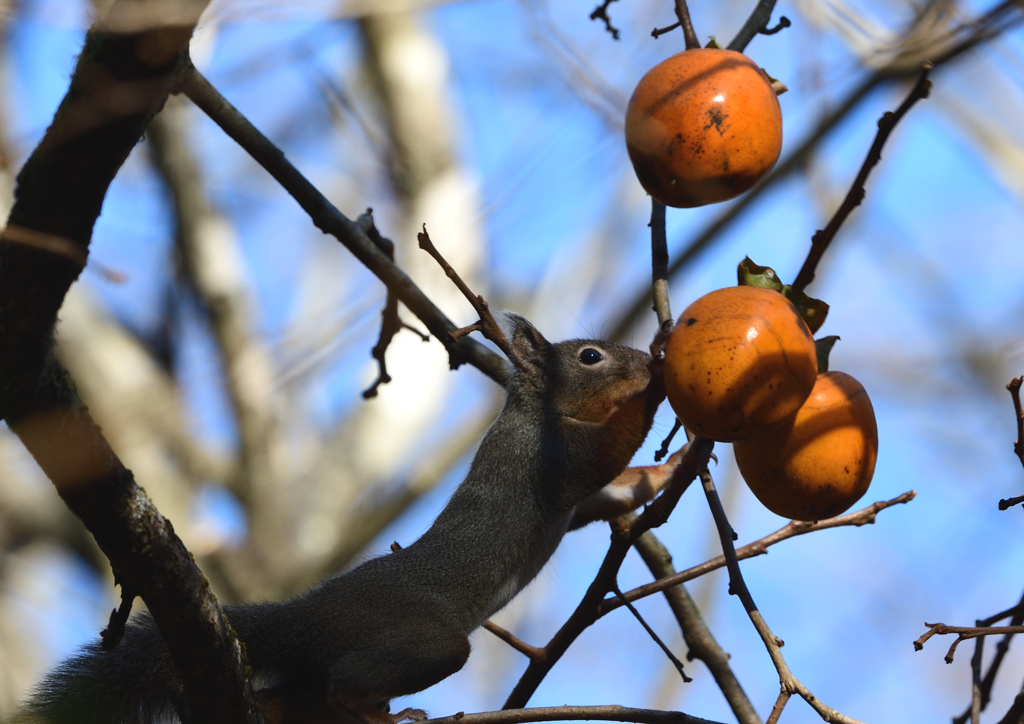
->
xmin=16 ymin=314 xmax=686 ymax=724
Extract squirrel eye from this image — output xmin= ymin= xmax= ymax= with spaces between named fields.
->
xmin=578 ymin=348 xmax=605 ymax=365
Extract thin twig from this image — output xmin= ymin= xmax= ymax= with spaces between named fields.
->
xmin=969 ymin=625 xmax=983 ymax=724
xmin=483 ymin=622 xmax=546 ymax=662
xmin=758 ymin=16 xmax=790 ymax=37
xmin=100 ymin=584 xmax=136 ymax=650
xmin=424 ymin=705 xmax=727 ymax=724
xmin=915 ymin=623 xmax=1024 ymax=663
xmin=633 ymin=532 xmax=762 ymax=724
xmin=655 ymin=419 xmax=683 ymax=463
xmin=0 ymin=224 xmax=87 ymax=269
xmin=998 ymin=494 xmax=1024 ymax=510
xmin=765 ymin=691 xmax=789 ymax=724
xmin=996 ymin=690 xmax=1024 ymax=724
xmin=417 ymin=226 xmax=519 ymax=365
xmin=790 ymin=62 xmax=933 ymax=294
xmin=952 ymin=572 xmax=1024 ymax=721
xmin=699 ymin=465 xmax=868 ymax=723
xmin=589 ymin=0 xmax=620 ymax=40
xmin=651 ymin=22 xmax=681 ymax=39
xmin=604 ymin=491 xmax=916 ymax=614
xmin=612 ymin=583 xmax=692 ymax=683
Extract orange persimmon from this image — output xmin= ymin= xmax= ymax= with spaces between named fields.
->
xmin=734 ymin=371 xmax=879 ymax=521
xmin=625 ymin=48 xmax=782 ymax=208
xmin=663 ymin=286 xmax=817 ymax=442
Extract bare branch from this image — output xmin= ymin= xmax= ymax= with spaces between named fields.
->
xmin=483 ymin=622 xmax=546 ymax=662
xmin=425 ymin=705 xmax=727 ymax=724
xmin=727 ymin=0 xmax=777 ymax=52
xmin=790 ymin=62 xmax=933 ymax=295
xmin=418 ymin=226 xmax=518 ymax=364
xmin=914 ymin=623 xmax=1024 ymax=663
xmin=0 ymin=0 xmax=262 ymax=719
xmin=605 ymin=491 xmax=916 ymax=613
xmin=633 ymin=532 xmax=761 ymax=724
xmin=612 ymin=583 xmax=692 ymax=683
xmin=699 ymin=464 xmax=868 ymax=724
xmin=179 ymin=64 xmax=513 ymax=387
xmin=673 ymin=0 xmax=700 ymax=50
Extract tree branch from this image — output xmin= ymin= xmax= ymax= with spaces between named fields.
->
xmin=915 ymin=623 xmax=1024 ymax=664
xmin=0 ymin=2 xmax=263 ymax=719
xmin=633 ymin=532 xmax=762 ymax=724
xmin=727 ymin=0 xmax=778 ymax=52
xmin=502 ymin=439 xmax=713 ymax=709
xmin=673 ymin=1 xmax=700 ymax=50
xmin=426 ymin=705 xmax=726 ymax=724
xmin=790 ymin=62 xmax=933 ymax=295
xmin=178 ymin=64 xmax=513 ymax=387
xmin=604 ymin=491 xmax=915 ymax=613
xmin=699 ymin=465 xmax=867 ymax=724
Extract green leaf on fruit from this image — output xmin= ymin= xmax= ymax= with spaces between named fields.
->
xmin=737 ymin=257 xmax=830 ymax=334
xmin=737 ymin=256 xmax=783 ymax=291
xmin=704 ymin=37 xmax=723 ymax=50
xmin=815 ymin=336 xmax=840 ymax=374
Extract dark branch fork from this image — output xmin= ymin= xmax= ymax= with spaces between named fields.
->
xmin=178 ymin=63 xmax=513 ymax=387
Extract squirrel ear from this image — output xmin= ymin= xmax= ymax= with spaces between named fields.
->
xmin=501 ymin=313 xmax=552 ymax=377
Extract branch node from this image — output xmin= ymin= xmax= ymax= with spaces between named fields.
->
xmin=589 ymin=0 xmax=621 ymax=40
xmin=759 ymin=16 xmax=791 ymax=36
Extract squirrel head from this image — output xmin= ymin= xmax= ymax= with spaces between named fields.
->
xmin=501 ymin=314 xmax=666 ymax=491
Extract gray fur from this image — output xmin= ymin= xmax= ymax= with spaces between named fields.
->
xmin=16 ymin=317 xmax=659 ymax=724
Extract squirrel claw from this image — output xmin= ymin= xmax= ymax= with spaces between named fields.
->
xmin=389 ymin=708 xmax=428 ymax=723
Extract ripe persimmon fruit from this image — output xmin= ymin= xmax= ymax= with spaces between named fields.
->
xmin=625 ymin=48 xmax=782 ymax=208
xmin=733 ymin=371 xmax=878 ymax=521
xmin=663 ymin=286 xmax=817 ymax=442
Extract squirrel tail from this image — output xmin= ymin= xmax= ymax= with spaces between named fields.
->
xmin=12 ymin=614 xmax=181 ymax=724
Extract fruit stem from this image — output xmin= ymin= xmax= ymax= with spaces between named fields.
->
xmin=673 ymin=0 xmax=701 ymax=50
